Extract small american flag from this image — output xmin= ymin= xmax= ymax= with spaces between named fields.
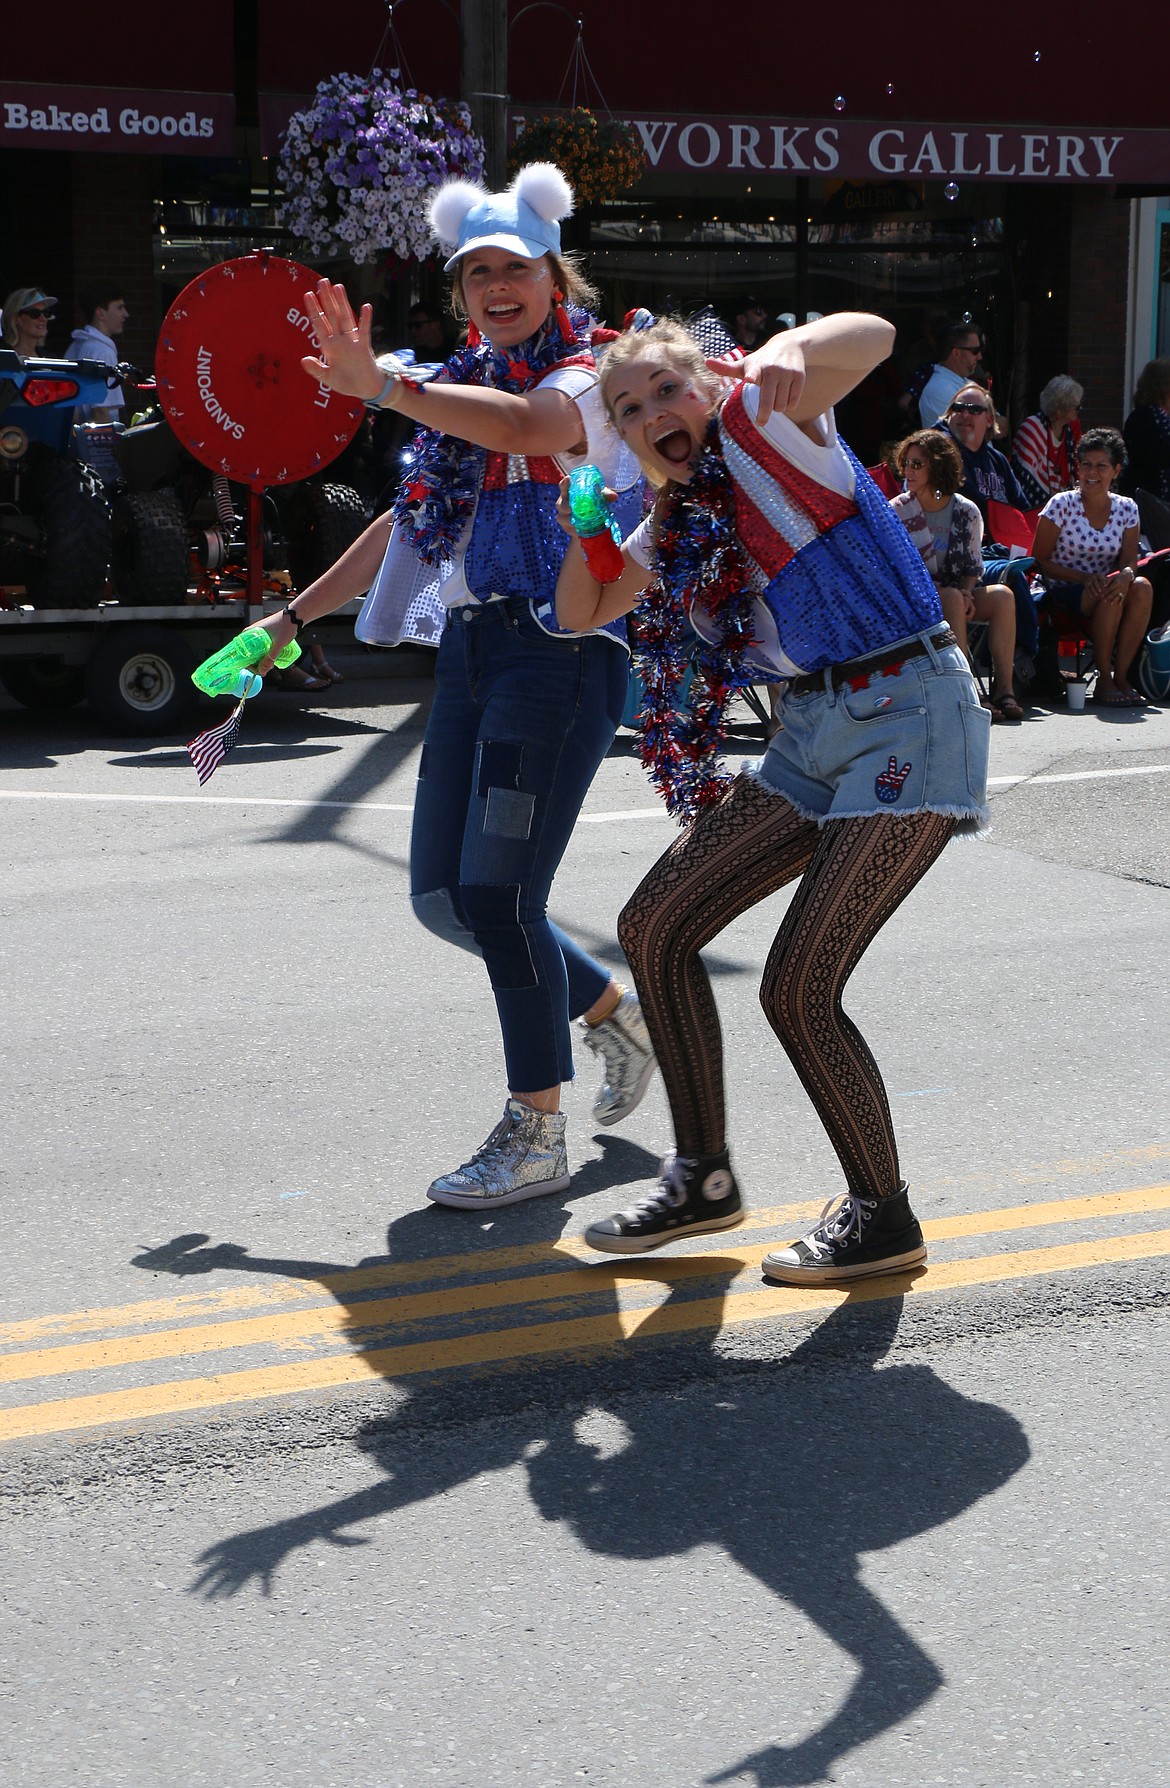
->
xmin=685 ymin=305 xmax=744 ymax=362
xmin=187 ymin=698 xmax=245 ymax=785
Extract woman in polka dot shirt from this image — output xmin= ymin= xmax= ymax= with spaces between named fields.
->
xmin=1034 ymin=428 xmax=1154 ymax=705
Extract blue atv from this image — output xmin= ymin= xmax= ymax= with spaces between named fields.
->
xmin=0 ymin=349 xmax=112 ymax=606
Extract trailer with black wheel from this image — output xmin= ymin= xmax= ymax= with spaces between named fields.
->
xmin=0 ymin=251 xmax=374 ymax=738
xmin=0 ymin=596 xmax=367 ymax=734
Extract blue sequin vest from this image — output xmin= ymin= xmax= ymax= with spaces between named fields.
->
xmin=718 ymin=386 xmax=942 ymax=673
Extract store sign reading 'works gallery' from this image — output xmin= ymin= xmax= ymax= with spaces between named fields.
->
xmin=0 ymin=84 xmax=234 ymax=155
xmin=513 ymin=111 xmax=1170 ymax=185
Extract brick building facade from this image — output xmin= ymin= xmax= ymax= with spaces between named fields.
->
xmin=1066 ymin=195 xmax=1135 ymax=422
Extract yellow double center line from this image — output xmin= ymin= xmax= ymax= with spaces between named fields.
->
xmin=2 ymin=1186 xmax=1168 ymax=1443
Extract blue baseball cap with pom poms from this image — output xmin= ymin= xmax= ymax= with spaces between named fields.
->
xmin=428 ymin=164 xmax=574 ymax=272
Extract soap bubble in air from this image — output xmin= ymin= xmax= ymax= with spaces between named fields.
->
xmin=833 ymin=96 xmax=846 ymax=113
xmin=944 ymin=182 xmax=960 ymax=202
xmin=886 ymin=83 xmax=895 ymax=96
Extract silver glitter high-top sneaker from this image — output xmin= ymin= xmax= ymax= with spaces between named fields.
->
xmin=579 ymin=991 xmax=658 ymax=1127
xmin=426 ymin=1100 xmax=571 ymax=1209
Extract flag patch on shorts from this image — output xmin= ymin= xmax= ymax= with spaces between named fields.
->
xmin=875 ymin=756 xmax=912 ymax=802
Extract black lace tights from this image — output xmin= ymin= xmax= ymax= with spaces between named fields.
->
xmin=617 ymin=775 xmax=956 ymax=1197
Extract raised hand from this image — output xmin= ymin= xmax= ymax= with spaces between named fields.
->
xmin=300 ymin=278 xmax=382 ymax=401
xmin=707 ymin=340 xmax=807 ymax=424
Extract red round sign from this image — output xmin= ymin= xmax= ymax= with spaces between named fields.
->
xmin=154 ymin=252 xmax=365 ymax=490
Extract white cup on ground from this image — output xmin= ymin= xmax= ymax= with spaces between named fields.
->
xmin=1066 ymin=681 xmax=1089 ymax=711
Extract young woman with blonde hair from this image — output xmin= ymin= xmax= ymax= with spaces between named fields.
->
xmin=556 ymin=312 xmax=988 ymax=1281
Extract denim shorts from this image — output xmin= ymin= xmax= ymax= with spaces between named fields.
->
xmin=749 ymin=629 xmax=990 ymax=834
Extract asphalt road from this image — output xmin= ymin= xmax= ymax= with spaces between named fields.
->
xmin=2 ymin=651 xmax=1168 ymax=1787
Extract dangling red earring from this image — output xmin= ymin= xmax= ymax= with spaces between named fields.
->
xmin=552 ymin=288 xmax=575 ymax=342
xmin=465 ymin=319 xmax=483 ymax=348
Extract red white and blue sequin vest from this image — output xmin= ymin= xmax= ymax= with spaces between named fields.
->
xmin=464 ymin=368 xmax=634 ymax=650
xmin=713 ymin=385 xmax=942 ymax=675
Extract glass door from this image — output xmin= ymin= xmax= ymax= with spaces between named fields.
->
xmin=1153 ymin=209 xmax=1170 ymax=360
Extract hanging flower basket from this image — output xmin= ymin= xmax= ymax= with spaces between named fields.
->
xmin=277 ymin=70 xmax=485 ymax=266
xmin=507 ymin=107 xmax=646 ymax=204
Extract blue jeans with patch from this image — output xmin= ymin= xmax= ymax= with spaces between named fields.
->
xmin=410 ymin=596 xmax=628 ymax=1090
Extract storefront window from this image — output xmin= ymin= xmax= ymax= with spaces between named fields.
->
xmin=582 ymin=189 xmax=1010 ymax=455
xmin=585 ymin=190 xmax=1006 ymax=336
xmin=1155 ymin=209 xmax=1170 ymax=359
xmin=153 ymin=157 xmax=292 ymax=310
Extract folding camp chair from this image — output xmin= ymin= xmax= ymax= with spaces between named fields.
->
xmin=866 ymin=461 xmax=902 ymax=500
xmin=1036 ymin=602 xmax=1094 ymax=694
xmin=986 ymin=497 xmax=1042 ymax=555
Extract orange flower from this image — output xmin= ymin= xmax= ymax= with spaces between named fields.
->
xmin=507 ymin=106 xmax=647 ymax=201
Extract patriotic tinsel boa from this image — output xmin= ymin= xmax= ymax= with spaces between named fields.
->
xmin=392 ymin=306 xmax=594 ymax=566
xmin=634 ymin=420 xmax=761 ymax=825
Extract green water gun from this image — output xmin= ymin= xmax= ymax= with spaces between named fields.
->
xmin=568 ymin=465 xmax=625 ymax=583
xmin=191 ymin=625 xmax=301 ymax=700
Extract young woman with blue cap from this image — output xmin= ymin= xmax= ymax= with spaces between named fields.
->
xmin=258 ymin=164 xmax=656 ymax=1208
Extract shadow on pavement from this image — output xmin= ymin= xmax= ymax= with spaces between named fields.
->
xmin=270 ymin=701 xmax=428 ymax=847
xmin=528 ymin=1291 xmax=1028 ymax=1785
xmin=130 ymin=1201 xmax=1028 ymax=1784
xmin=0 ymin=705 xmax=108 ymax=768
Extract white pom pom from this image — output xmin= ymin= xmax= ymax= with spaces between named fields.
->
xmin=428 ymin=179 xmax=485 ymax=250
xmin=511 ymin=162 xmax=574 ymax=224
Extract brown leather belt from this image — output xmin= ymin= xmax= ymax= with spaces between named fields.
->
xmin=788 ymin=629 xmax=958 ymax=696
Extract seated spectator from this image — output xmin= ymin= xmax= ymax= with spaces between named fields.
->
xmin=918 ymin=320 xmax=986 ymax=427
xmin=1 ymin=286 xmax=57 ymax=358
xmin=64 ymin=284 xmax=129 ymax=419
xmin=728 ymin=293 xmax=770 ymax=353
xmin=936 ymin=383 xmax=1040 ymax=668
xmin=1011 ymin=375 xmax=1083 ymax=507
xmin=935 ymin=384 xmax=1031 ymax=513
xmin=1033 ymin=428 xmax=1154 ymax=707
xmin=891 ymin=429 xmax=1024 ymax=721
xmin=406 ymin=298 xmax=457 ymax=364
xmin=1120 ymin=357 xmax=1170 ymax=503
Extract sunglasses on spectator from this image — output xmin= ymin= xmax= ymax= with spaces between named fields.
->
xmin=20 ymin=307 xmax=55 ymax=319
xmin=949 ymin=401 xmax=990 ymax=415
xmin=902 ymin=457 xmax=929 ymax=468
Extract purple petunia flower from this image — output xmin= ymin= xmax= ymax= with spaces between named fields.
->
xmin=278 ymin=71 xmax=485 ymax=264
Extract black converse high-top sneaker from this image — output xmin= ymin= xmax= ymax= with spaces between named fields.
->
xmin=584 ymin=1149 xmax=744 ymax=1254
xmin=761 ymin=1184 xmax=926 ymax=1284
